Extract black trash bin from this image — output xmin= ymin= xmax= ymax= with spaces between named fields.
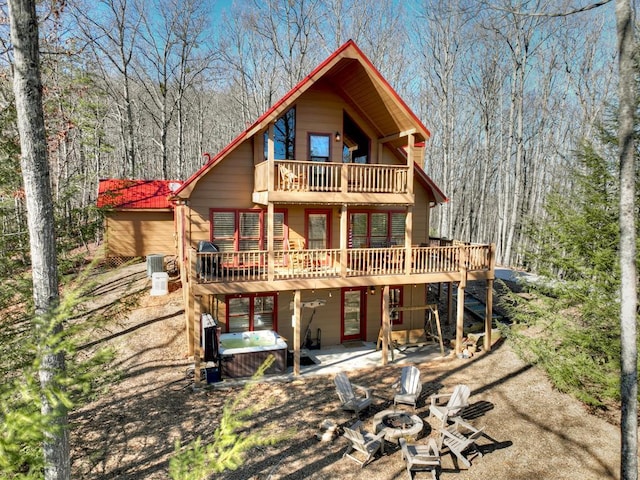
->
xmin=205 ymin=365 xmax=221 ymax=384
xmin=197 ymin=241 xmax=219 ymax=279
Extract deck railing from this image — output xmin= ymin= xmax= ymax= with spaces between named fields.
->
xmin=192 ymin=244 xmax=493 ymax=283
xmin=256 ymin=159 xmax=410 ymax=194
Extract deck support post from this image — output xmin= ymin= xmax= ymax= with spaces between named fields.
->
xmin=340 ymin=204 xmax=348 ymax=277
xmin=293 ymin=290 xmax=301 ymax=376
xmin=455 ymin=282 xmax=465 ymax=355
xmin=484 ymin=244 xmax=496 ymax=351
xmin=404 ymin=206 xmax=413 ymax=275
xmin=193 ymin=295 xmax=203 ymax=387
xmin=381 ymin=285 xmax=390 ymax=365
xmin=485 ymin=279 xmax=494 ymax=351
xmin=267 ymin=203 xmax=274 ymax=282
xmin=446 ymin=282 xmax=453 ymax=326
xmin=455 ymin=248 xmax=467 ymax=355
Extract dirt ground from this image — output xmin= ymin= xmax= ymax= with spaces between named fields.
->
xmin=70 ymin=261 xmax=623 ymax=480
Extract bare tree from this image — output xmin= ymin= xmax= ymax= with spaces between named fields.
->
xmin=219 ymin=6 xmax=283 ymax=124
xmin=8 ymin=0 xmax=68 ymax=479
xmin=132 ymin=0 xmax=214 ymax=179
xmin=615 ymin=1 xmax=637 ymax=477
xmin=246 ymin=0 xmax=322 ymax=90
xmin=72 ymin=0 xmax=141 ymax=178
xmin=416 ymin=1 xmax=472 ymax=240
xmin=171 ymin=0 xmax=216 ymax=179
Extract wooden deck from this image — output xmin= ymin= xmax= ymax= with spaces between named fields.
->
xmin=190 ymin=244 xmax=495 ymax=294
xmin=252 ymin=160 xmax=414 ymax=205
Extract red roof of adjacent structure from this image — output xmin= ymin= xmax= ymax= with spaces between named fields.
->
xmin=97 ymin=179 xmax=182 ymax=209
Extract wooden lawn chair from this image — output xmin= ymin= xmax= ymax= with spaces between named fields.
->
xmin=342 ymin=420 xmax=386 ymax=467
xmin=394 ymin=365 xmax=422 ymax=409
xmin=279 ymin=164 xmax=304 ymax=191
xmin=439 ymin=419 xmax=484 ymax=468
xmin=399 ymin=437 xmax=441 ymax=480
xmin=428 ymin=384 xmax=470 ymax=426
xmin=334 ymin=372 xmax=372 ymax=417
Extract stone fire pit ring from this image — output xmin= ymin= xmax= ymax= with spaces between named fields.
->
xmin=372 ymin=409 xmax=424 ymax=442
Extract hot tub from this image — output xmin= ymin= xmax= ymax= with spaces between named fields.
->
xmin=219 ymin=331 xmax=288 ymax=378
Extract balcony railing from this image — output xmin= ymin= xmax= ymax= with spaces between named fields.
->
xmin=254 ymin=159 xmax=411 ymax=195
xmin=192 ymin=244 xmax=493 ymax=284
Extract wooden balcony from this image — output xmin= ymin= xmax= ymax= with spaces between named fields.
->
xmin=252 ymin=159 xmax=413 ymax=205
xmin=189 ymin=243 xmax=495 ymax=295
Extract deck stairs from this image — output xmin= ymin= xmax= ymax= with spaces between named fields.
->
xmin=449 ymin=289 xmax=504 ymax=327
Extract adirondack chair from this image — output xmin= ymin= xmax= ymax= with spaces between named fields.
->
xmin=334 ymin=372 xmax=373 ymax=417
xmin=439 ymin=419 xmax=484 ymax=468
xmin=394 ymin=365 xmax=422 ymax=409
xmin=399 ymin=437 xmax=441 ymax=480
xmin=428 ymin=384 xmax=470 ymax=426
xmin=342 ymin=420 xmax=386 ymax=467
xmin=279 ymin=164 xmax=305 ymax=191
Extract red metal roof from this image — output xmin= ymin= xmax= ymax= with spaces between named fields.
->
xmin=97 ymin=179 xmax=182 ymax=209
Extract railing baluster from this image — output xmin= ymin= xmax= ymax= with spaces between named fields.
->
xmin=193 ymin=244 xmax=492 ymax=283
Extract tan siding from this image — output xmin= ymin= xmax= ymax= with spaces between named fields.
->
xmin=297 ymin=83 xmax=387 ymax=164
xmin=105 ymin=211 xmax=175 ymax=257
xmin=413 ymin=179 xmax=432 ymax=244
xmin=188 ymin=140 xmax=256 ymax=246
xmin=296 ymin=86 xmax=344 ymax=162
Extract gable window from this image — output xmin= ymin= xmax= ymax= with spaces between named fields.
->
xmin=227 ymin=293 xmax=276 ymax=332
xmin=264 ymin=107 xmax=296 ymax=160
xmin=348 ymin=211 xmax=406 ymax=248
xmin=342 ymin=112 xmax=369 ymax=164
xmin=309 ymin=134 xmax=330 ymax=162
xmin=211 ymin=209 xmax=286 ymax=251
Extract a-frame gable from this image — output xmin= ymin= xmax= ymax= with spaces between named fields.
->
xmin=174 ymin=40 xmax=431 ymax=199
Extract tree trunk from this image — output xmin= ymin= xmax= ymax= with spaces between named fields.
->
xmin=8 ymin=0 xmax=69 ymax=479
xmin=616 ymin=1 xmax=637 ymax=479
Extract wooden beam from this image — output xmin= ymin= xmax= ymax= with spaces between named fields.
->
xmin=193 ymin=295 xmax=203 ymax=388
xmin=456 ymin=249 xmax=468 ymax=355
xmin=391 ymin=304 xmax=438 ymax=313
xmin=267 ymin=203 xmax=274 ymax=282
xmin=293 ymin=290 xmax=301 ymax=376
xmin=340 ymin=204 xmax=348 ymax=277
xmin=456 ymin=283 xmax=465 ymax=355
xmin=446 ymin=282 xmax=453 ymax=325
xmin=404 ymin=205 xmax=412 ymax=275
xmin=485 ymin=279 xmax=494 ymax=351
xmin=378 ymin=128 xmax=417 ymax=144
xmin=382 ymin=285 xmax=390 ymax=365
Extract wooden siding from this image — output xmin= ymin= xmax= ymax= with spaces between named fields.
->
xmin=188 ymin=140 xmax=256 ymax=245
xmin=413 ymin=184 xmax=431 ymax=244
xmin=105 ymin=211 xmax=175 ymax=257
xmin=296 ymin=85 xmax=344 ymax=163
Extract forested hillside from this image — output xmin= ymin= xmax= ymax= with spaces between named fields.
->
xmin=0 ymin=0 xmax=618 ymax=268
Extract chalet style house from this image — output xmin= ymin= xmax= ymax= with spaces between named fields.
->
xmin=169 ymin=40 xmax=496 ymax=377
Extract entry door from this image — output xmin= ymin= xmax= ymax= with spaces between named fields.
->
xmin=341 ymin=287 xmax=366 ymax=342
xmin=309 ymin=134 xmax=330 ymax=190
xmin=306 ymin=210 xmax=330 ymax=267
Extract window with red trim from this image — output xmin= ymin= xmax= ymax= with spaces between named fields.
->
xmin=227 ymin=293 xmax=277 ymax=332
xmin=348 ymin=210 xmax=405 ymax=248
xmin=210 ymin=209 xmax=286 ymax=251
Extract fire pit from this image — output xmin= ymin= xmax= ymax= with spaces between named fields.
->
xmin=372 ymin=409 xmax=424 ymax=442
